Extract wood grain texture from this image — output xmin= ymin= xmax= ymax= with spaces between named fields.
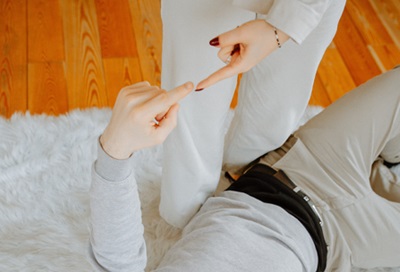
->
xmin=369 ymin=0 xmax=400 ymax=48
xmin=128 ymin=0 xmax=162 ymax=85
xmin=103 ymin=57 xmax=143 ymax=106
xmin=61 ymin=0 xmax=108 ymax=110
xmin=333 ymin=8 xmax=382 ymax=86
xmin=346 ymin=0 xmax=393 ymax=46
xmin=0 ymin=0 xmax=27 ymax=118
xmin=316 ymin=47 xmax=356 ymax=103
xmin=369 ymin=44 xmax=400 ymax=71
xmin=95 ymin=0 xmax=138 ymax=58
xmin=27 ymin=0 xmax=67 ymax=115
xmin=28 ymin=0 xmax=65 ymax=62
xmin=309 ymin=74 xmax=331 ymax=108
xmin=28 ymin=62 xmax=68 ymax=115
xmin=229 ymin=74 xmax=242 ymax=109
xmin=1 ymin=0 xmax=399 ymax=117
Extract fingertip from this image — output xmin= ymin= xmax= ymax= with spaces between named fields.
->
xmin=141 ymin=81 xmax=151 ymax=86
xmin=195 ymin=80 xmax=207 ymax=91
xmin=166 ymin=82 xmax=194 ymax=106
xmin=213 ymin=27 xmax=242 ymax=48
xmin=209 ymin=37 xmax=220 ymax=46
xmin=183 ymin=81 xmax=194 ymax=91
xmin=131 ymin=81 xmax=151 ymax=88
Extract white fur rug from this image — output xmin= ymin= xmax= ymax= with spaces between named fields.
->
xmin=0 ymin=107 xmax=399 ymax=272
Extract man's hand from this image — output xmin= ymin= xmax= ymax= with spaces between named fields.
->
xmin=196 ymin=20 xmax=289 ymax=91
xmin=100 ymin=81 xmax=194 ymax=159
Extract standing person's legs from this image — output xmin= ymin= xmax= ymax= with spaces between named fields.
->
xmin=160 ymin=0 xmax=254 ymax=227
xmin=223 ymin=0 xmax=346 ymax=172
xmin=273 ymin=68 xmax=400 ymax=269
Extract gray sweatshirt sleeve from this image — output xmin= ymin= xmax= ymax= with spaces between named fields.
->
xmin=88 ymin=141 xmax=146 ymax=272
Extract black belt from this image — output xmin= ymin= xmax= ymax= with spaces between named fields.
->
xmin=245 ymin=164 xmax=324 ymax=227
xmin=226 ymin=163 xmax=327 ymax=272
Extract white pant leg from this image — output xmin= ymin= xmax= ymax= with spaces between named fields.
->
xmin=160 ymin=0 xmax=254 ymax=228
xmin=278 ymin=69 xmax=400 ymax=270
xmin=223 ymin=0 xmax=346 ymax=172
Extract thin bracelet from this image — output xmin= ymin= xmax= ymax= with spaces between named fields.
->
xmin=274 ymin=27 xmax=281 ymax=48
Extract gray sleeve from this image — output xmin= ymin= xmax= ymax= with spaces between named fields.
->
xmin=88 ymin=140 xmax=147 ymax=272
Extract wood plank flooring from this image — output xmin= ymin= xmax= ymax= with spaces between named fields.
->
xmin=1 ymin=0 xmax=28 ymax=117
xmin=0 ymin=0 xmax=399 ymax=117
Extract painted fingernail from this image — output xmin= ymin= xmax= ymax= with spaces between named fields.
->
xmin=195 ymin=88 xmax=204 ymax=92
xmin=231 ymin=44 xmax=240 ymax=55
xmin=209 ymin=37 xmax=219 ymax=46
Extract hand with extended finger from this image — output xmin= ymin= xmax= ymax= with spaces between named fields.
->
xmin=100 ymin=81 xmax=194 ymax=159
xmin=196 ymin=20 xmax=289 ymax=91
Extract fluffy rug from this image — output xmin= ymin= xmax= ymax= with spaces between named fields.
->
xmin=0 ymin=107 xmax=399 ymax=272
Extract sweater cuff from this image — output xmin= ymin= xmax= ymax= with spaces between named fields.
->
xmin=94 ymin=139 xmax=134 ymax=182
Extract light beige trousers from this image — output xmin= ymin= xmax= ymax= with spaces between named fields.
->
xmin=261 ymin=68 xmax=400 ymax=271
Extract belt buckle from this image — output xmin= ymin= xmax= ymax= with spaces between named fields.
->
xmin=294 ymin=187 xmax=323 ymax=227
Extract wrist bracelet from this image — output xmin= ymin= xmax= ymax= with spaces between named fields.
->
xmin=274 ymin=27 xmax=281 ymax=48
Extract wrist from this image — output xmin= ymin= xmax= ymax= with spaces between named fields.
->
xmin=100 ymin=134 xmax=133 ymax=160
xmin=274 ymin=26 xmax=289 ymax=47
xmin=95 ymin=138 xmax=134 ymax=182
xmin=262 ymin=20 xmax=289 ymax=48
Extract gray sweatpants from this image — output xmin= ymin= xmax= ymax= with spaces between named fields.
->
xmin=261 ymin=67 xmax=400 ymax=271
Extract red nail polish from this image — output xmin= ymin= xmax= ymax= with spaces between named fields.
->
xmin=195 ymin=88 xmax=204 ymax=92
xmin=209 ymin=37 xmax=219 ymax=46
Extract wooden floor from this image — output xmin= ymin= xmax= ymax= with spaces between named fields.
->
xmin=0 ymin=0 xmax=399 ymax=118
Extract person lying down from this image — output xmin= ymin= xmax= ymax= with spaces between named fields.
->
xmin=89 ymin=68 xmax=400 ymax=271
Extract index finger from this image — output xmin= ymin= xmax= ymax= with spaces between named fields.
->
xmin=154 ymin=82 xmax=193 ymax=120
xmin=196 ymin=65 xmax=238 ymax=90
xmin=166 ymin=81 xmax=194 ymax=105
xmin=148 ymin=82 xmax=194 ymax=114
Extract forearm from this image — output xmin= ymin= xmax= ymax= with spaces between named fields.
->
xmin=233 ymin=0 xmax=334 ymax=44
xmin=87 ymin=81 xmax=192 ymax=270
xmin=89 ymin=140 xmax=147 ymax=272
